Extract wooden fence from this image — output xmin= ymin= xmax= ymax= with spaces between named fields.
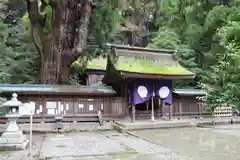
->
xmin=0 ymin=97 xmax=127 ymax=124
xmin=135 ymin=111 xmax=233 ymax=120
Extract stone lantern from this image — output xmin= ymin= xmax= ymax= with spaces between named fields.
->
xmin=0 ymin=93 xmax=29 ymax=151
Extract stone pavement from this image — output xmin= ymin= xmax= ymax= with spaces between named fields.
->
xmin=0 ymin=131 xmax=192 ymax=160
xmin=130 ymin=126 xmax=240 ymax=160
xmin=0 ymin=126 xmax=240 ymax=160
xmin=39 ymin=131 xmax=191 ymax=160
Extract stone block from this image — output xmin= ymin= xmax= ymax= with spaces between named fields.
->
xmin=0 ymin=130 xmax=29 ymax=151
xmin=0 ymin=138 xmax=29 ymax=151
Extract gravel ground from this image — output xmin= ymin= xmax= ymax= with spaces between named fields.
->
xmin=130 ymin=127 xmax=240 ymax=160
xmin=1 ymin=127 xmax=239 ymax=160
xmin=40 ymin=131 xmax=191 ymax=160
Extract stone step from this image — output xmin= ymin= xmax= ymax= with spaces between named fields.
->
xmin=113 ymin=120 xmax=195 ymax=133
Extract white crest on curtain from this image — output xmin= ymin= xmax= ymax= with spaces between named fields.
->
xmin=137 ymin=85 xmax=148 ymax=98
xmin=159 ymin=86 xmax=170 ymax=99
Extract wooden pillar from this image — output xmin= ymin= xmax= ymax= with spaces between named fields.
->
xmin=198 ymin=102 xmax=201 ymax=118
xmin=132 ymin=105 xmax=135 ymax=123
xmin=41 ymin=96 xmax=47 ymax=123
xmin=201 ymin=103 xmax=204 ymax=114
xmin=199 ymin=101 xmax=204 ymax=119
xmin=151 ymin=93 xmax=155 ymax=121
xmin=160 ymin=99 xmax=163 ymax=117
xmin=179 ymin=101 xmax=182 ymax=118
xmin=125 ymin=83 xmax=130 ymax=120
xmin=169 ymin=104 xmax=173 ymax=120
xmin=158 ymin=98 xmax=161 ymax=119
xmin=109 ymin=97 xmax=112 ymax=118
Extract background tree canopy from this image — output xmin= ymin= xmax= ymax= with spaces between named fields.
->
xmin=1 ymin=0 xmax=240 ymax=110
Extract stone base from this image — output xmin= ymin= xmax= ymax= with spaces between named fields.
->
xmin=0 ymin=134 xmax=29 ymax=151
xmin=0 ymin=139 xmax=29 ymax=151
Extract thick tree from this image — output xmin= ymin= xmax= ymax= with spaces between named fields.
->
xmin=25 ymin=0 xmax=115 ymax=84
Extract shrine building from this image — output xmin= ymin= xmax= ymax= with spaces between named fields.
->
xmin=87 ymin=44 xmax=204 ymax=122
xmin=0 ymin=44 xmax=205 ymax=123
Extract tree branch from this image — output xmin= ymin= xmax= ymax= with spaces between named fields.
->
xmin=40 ymin=0 xmax=48 ymax=12
xmin=48 ymin=0 xmax=63 ymax=9
xmin=26 ymin=0 xmax=46 ymax=54
xmin=72 ymin=0 xmax=93 ymax=62
xmin=48 ymin=0 xmax=64 ymax=40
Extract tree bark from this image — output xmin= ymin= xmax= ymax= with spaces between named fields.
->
xmin=40 ymin=45 xmax=72 ymax=84
xmin=26 ymin=0 xmax=93 ymax=84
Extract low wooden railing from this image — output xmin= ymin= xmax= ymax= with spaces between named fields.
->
xmin=0 ymin=111 xmax=234 ymax=124
xmin=135 ymin=110 xmax=233 ymax=120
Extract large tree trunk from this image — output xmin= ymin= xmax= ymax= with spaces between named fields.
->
xmin=26 ymin=0 xmax=93 ymax=84
xmin=40 ymin=46 xmax=72 ymax=84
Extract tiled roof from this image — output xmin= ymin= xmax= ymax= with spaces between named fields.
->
xmin=174 ymin=89 xmax=206 ymax=96
xmin=0 ymin=84 xmax=116 ymax=95
xmin=86 ymin=44 xmax=194 ymax=78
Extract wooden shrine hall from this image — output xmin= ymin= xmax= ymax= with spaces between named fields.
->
xmin=0 ymin=44 xmax=201 ymax=123
xmin=87 ymin=44 xmax=196 ymax=122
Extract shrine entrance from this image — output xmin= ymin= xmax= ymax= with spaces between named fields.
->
xmin=132 ymin=99 xmax=172 ymax=121
xmin=129 ymin=79 xmax=174 ymax=122
xmin=135 ymin=97 xmax=162 ymax=120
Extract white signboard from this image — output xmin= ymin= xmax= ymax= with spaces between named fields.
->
xmin=89 ymin=105 xmax=93 ymax=111
xmin=58 ymin=105 xmax=61 ymax=113
xmin=19 ymin=102 xmax=36 ymax=116
xmin=46 ymin=101 xmax=57 ymax=109
xmin=39 ymin=105 xmax=42 ymax=112
xmin=60 ymin=104 xmax=64 ymax=112
xmin=78 ymin=104 xmax=84 ymax=108
xmin=47 ymin=108 xmax=55 ymax=115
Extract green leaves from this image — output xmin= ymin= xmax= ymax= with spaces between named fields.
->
xmin=148 ymin=27 xmax=180 ymax=49
xmin=147 ymin=0 xmax=240 ymax=108
xmin=203 ymin=27 xmax=240 ymax=110
xmin=0 ymin=0 xmax=39 ymax=84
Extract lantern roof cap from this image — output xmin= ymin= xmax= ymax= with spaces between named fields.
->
xmin=0 ymin=93 xmax=23 ymax=108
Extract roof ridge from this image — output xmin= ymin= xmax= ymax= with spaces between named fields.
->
xmin=107 ymin=43 xmax=175 ymax=54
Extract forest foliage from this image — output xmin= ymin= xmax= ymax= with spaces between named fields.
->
xmin=1 ymin=0 xmax=240 ymax=110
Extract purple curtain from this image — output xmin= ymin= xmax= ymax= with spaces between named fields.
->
xmin=129 ymin=79 xmax=172 ymax=105
xmin=153 ymin=80 xmax=172 ymax=104
xmin=129 ymin=80 xmax=153 ymax=105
